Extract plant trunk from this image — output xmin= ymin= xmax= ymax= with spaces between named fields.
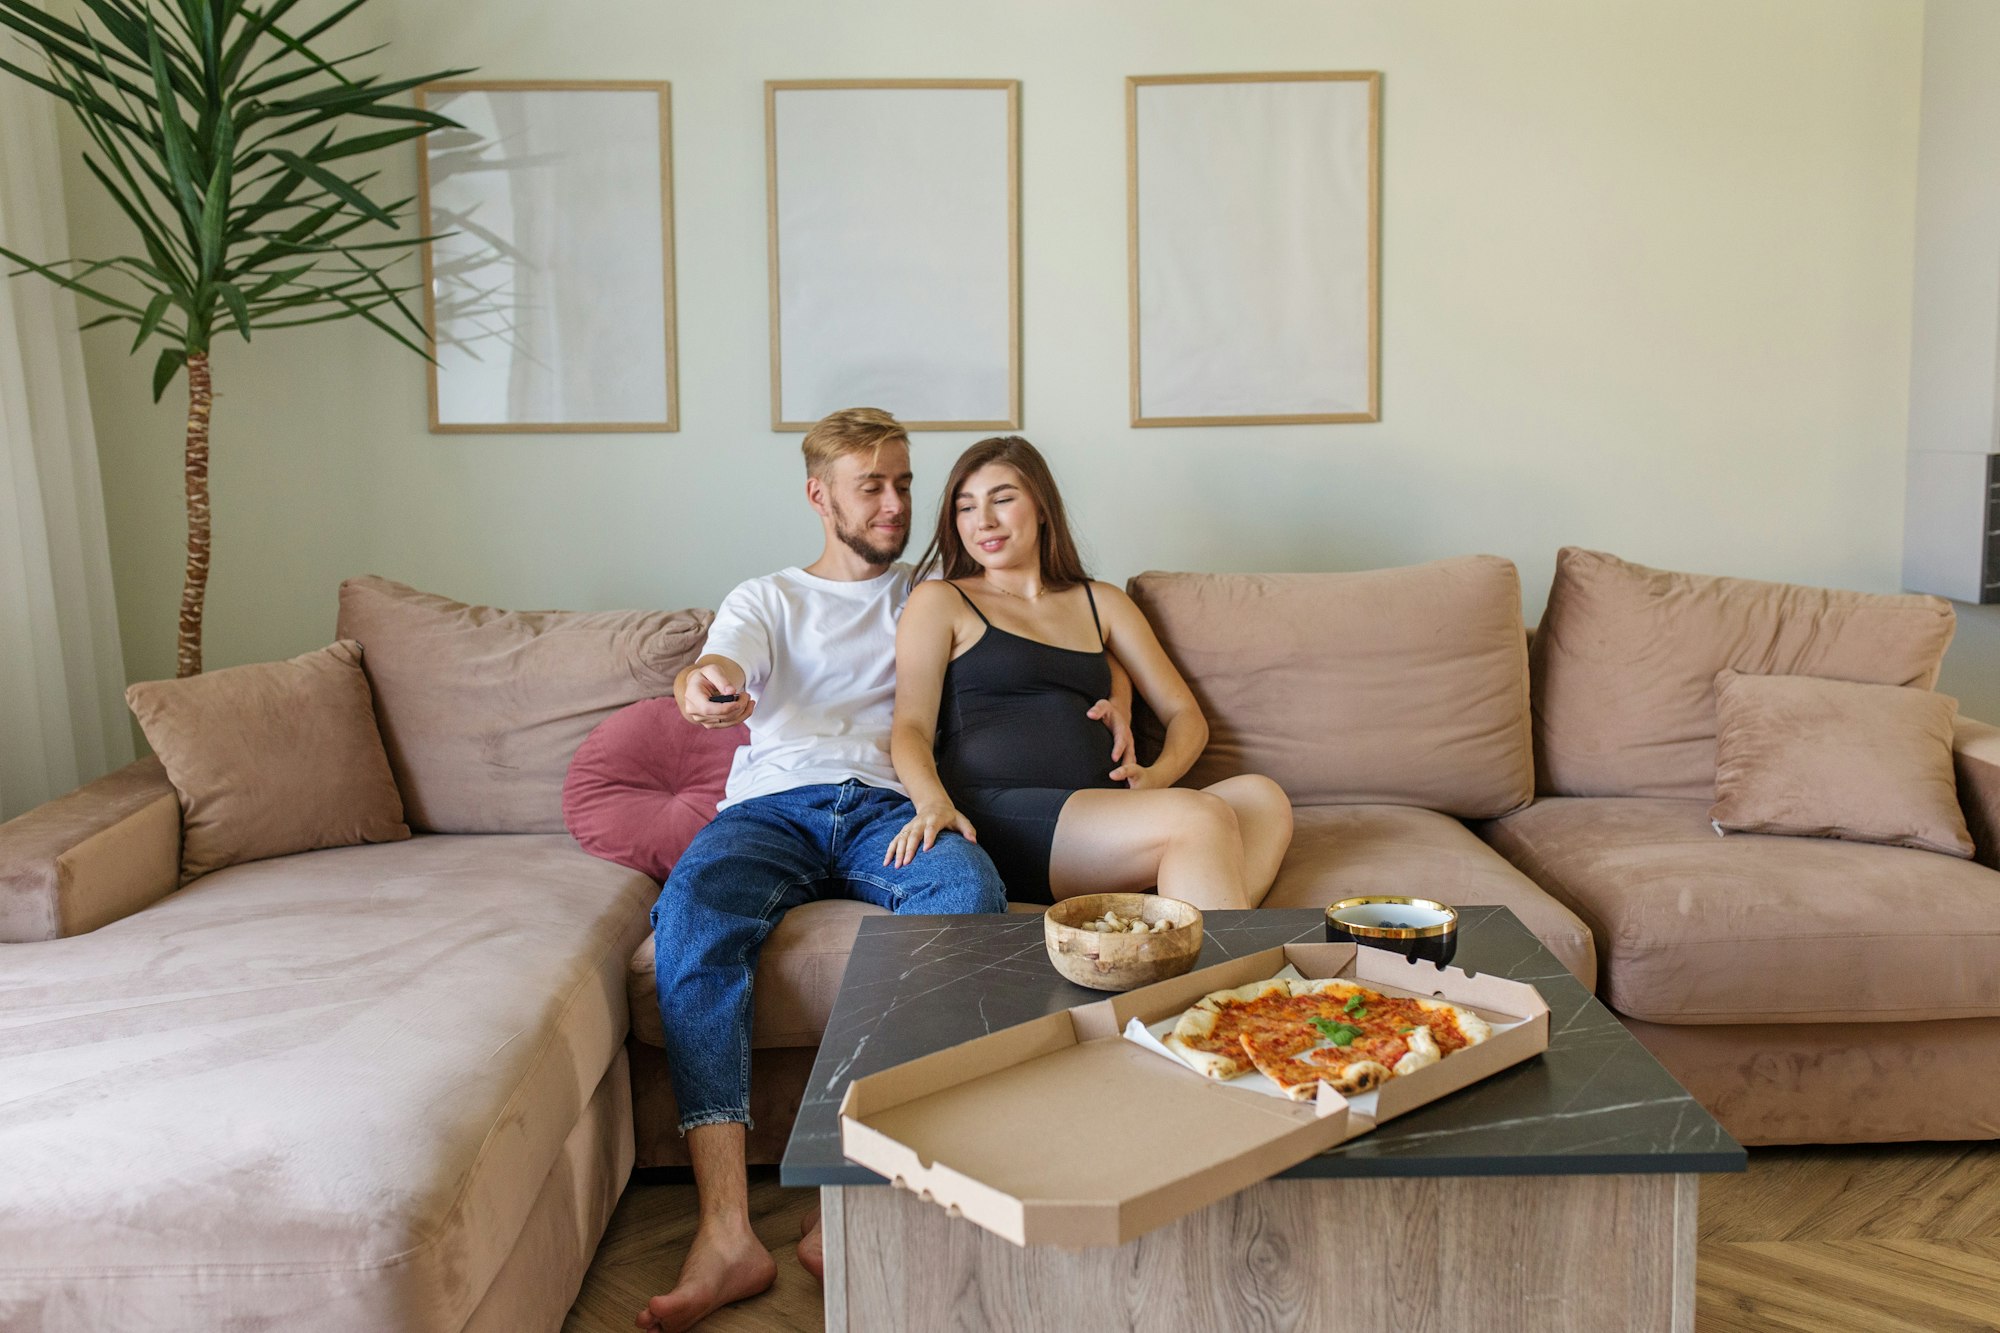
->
xmin=175 ymin=351 xmax=212 ymax=677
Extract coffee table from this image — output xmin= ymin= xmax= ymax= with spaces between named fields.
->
xmin=781 ymin=907 xmax=1743 ymax=1332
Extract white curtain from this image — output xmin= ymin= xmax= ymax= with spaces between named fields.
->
xmin=0 ymin=79 xmax=134 ymax=820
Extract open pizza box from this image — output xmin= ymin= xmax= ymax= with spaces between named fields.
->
xmin=838 ymin=942 xmax=1550 ymax=1248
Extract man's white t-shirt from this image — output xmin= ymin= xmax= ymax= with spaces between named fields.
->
xmin=701 ymin=563 xmax=914 ymax=809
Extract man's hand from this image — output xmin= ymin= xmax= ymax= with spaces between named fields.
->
xmin=1110 ymin=759 xmax=1166 ymax=789
xmin=680 ymin=662 xmax=754 ymax=729
xmin=884 ymin=802 xmax=977 ymax=868
xmin=1088 ymin=697 xmax=1133 ymax=773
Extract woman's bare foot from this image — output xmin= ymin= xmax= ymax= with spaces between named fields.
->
xmin=798 ymin=1208 xmax=825 ymax=1282
xmin=635 ymin=1218 xmax=777 ymax=1333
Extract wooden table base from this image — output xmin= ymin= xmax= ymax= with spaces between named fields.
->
xmin=822 ymin=1172 xmax=1697 ymax=1332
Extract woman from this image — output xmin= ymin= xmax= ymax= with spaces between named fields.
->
xmin=886 ymin=436 xmax=1292 ymax=910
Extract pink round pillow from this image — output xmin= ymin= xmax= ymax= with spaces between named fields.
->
xmin=562 ymin=697 xmax=747 ymax=881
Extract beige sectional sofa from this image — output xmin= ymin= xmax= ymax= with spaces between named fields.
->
xmin=3 ymin=552 xmax=1996 ymax=1328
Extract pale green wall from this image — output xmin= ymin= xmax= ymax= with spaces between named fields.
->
xmin=61 ymin=0 xmax=1993 ymax=715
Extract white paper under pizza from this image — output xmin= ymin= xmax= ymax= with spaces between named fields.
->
xmin=1121 ymin=964 xmax=1531 ymax=1118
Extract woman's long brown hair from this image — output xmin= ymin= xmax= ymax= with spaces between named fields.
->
xmin=916 ymin=436 xmax=1091 ymax=590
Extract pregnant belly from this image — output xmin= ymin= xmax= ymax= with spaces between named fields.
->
xmin=938 ymin=700 xmax=1117 ymax=794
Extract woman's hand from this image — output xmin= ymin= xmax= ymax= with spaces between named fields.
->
xmin=1087 ymin=696 xmax=1134 ymax=771
xmin=885 ymin=802 xmax=978 ymax=868
xmin=1109 ymin=760 xmax=1168 ymax=790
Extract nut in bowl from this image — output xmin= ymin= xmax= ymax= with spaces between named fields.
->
xmin=1043 ymin=892 xmax=1204 ymax=992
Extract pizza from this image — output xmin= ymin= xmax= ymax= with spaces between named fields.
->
xmin=1161 ymin=976 xmax=1491 ymax=1099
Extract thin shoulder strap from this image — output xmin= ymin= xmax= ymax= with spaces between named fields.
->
xmin=1082 ymin=582 xmax=1105 ymax=650
xmin=948 ymin=581 xmax=992 ymax=626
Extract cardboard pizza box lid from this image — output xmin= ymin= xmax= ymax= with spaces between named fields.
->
xmin=839 ymin=941 xmax=1550 ymax=1249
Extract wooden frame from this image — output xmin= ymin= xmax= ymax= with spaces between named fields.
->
xmin=765 ymin=79 xmax=1021 ymax=432
xmin=1126 ymin=71 xmax=1381 ymax=428
xmin=414 ymin=80 xmax=678 ymax=433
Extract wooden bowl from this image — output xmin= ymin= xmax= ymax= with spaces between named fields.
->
xmin=1043 ymin=892 xmax=1204 ymax=992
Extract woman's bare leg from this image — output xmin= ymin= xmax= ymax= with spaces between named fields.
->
xmin=1048 ymin=787 xmax=1250 ymax=911
xmin=1203 ymin=774 xmax=1293 ymax=907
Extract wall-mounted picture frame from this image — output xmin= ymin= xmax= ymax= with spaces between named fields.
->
xmin=766 ymin=79 xmax=1020 ymax=432
xmin=415 ymin=80 xmax=677 ymax=433
xmin=1127 ymin=72 xmax=1381 ymax=427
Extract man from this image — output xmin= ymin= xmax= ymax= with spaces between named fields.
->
xmin=639 ymin=407 xmax=1127 ymax=1331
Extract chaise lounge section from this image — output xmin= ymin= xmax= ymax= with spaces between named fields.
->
xmin=0 ymin=766 xmax=655 ymax=1330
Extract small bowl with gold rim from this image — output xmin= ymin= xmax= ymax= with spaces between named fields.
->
xmin=1323 ymin=896 xmax=1458 ymax=967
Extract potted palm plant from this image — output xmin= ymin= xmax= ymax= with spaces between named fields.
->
xmin=0 ymin=0 xmax=466 ymax=675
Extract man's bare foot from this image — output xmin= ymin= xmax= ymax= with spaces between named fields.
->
xmin=798 ymin=1208 xmax=825 ymax=1282
xmin=635 ymin=1220 xmax=777 ymax=1333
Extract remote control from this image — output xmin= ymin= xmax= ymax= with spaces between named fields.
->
xmin=707 ymin=693 xmax=739 ymax=704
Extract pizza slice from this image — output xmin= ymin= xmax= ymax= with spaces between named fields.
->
xmin=1238 ymin=1023 xmax=1412 ymax=1099
xmin=1289 ymin=979 xmax=1492 ymax=1057
xmin=1161 ymin=978 xmax=1295 ymax=1080
xmin=1350 ymin=989 xmax=1492 ymax=1057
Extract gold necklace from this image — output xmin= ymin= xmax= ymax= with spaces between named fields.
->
xmin=980 ymin=579 xmax=1043 ymax=603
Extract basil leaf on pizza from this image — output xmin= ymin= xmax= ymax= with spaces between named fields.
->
xmin=1309 ymin=1018 xmax=1362 ymax=1046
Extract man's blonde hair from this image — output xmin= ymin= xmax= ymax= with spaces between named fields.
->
xmin=801 ymin=407 xmax=908 ymax=481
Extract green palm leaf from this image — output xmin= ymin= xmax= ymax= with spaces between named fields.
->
xmin=217 ymin=282 xmax=252 ymax=338
xmin=267 ymin=148 xmax=393 ymax=226
xmin=151 ymin=346 xmax=186 ymax=401
xmin=130 ymin=291 xmax=171 ymax=350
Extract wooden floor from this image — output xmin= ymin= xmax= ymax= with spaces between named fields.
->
xmin=564 ymin=1143 xmax=2000 ymax=1332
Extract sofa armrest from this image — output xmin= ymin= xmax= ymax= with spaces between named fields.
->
xmin=1954 ymin=717 xmax=2000 ymax=873
xmin=0 ymin=757 xmax=181 ymax=941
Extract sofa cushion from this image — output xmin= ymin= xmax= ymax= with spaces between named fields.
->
xmin=1127 ymin=559 xmax=1533 ymax=817
xmin=630 ymin=896 xmax=886 ymax=1050
xmin=1710 ymin=670 xmax=1973 ymax=858
xmin=1530 ymin=548 xmax=1955 ymax=800
xmin=1260 ymin=804 xmax=1596 ymax=988
xmin=565 ymin=697 xmax=748 ymax=881
xmin=125 ymin=641 xmax=411 ymax=884
xmin=336 ymin=576 xmax=712 ymax=834
xmin=0 ymin=834 xmax=655 ymax=1332
xmin=1477 ymin=797 xmax=2000 ymax=1024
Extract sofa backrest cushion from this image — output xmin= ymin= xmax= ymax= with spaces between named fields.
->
xmin=336 ymin=576 xmax=712 ymax=833
xmin=1126 ymin=558 xmax=1534 ymax=817
xmin=125 ymin=640 xmax=410 ymax=882
xmin=1531 ymin=548 xmax=1957 ymax=799
xmin=563 ymin=698 xmax=747 ymax=881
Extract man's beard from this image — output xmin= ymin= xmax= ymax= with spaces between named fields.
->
xmin=831 ymin=500 xmax=909 ymax=565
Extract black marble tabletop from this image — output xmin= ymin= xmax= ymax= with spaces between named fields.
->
xmin=780 ymin=907 xmax=1745 ymax=1187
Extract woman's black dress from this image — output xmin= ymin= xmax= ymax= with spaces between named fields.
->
xmin=933 ymin=583 xmax=1122 ymax=904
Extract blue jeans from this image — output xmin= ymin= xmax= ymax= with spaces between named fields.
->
xmin=650 ymin=780 xmax=1007 ymax=1131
